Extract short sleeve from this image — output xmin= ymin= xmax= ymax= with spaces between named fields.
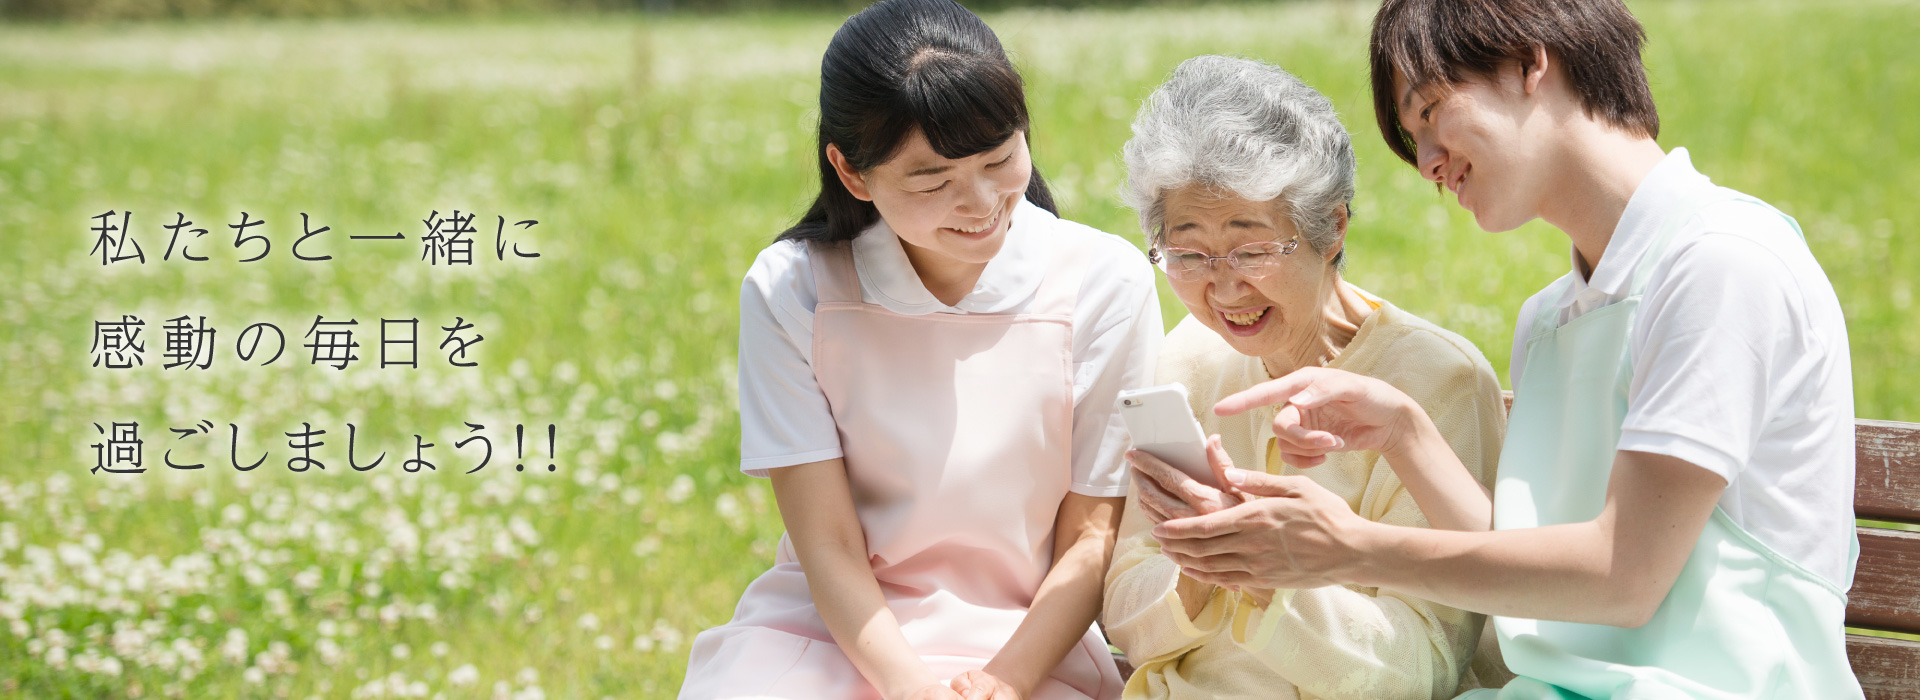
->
xmin=1619 ymin=229 xmax=1803 ymax=484
xmin=1066 ymin=234 xmax=1162 ymax=497
xmin=736 ymin=242 xmax=843 ymax=477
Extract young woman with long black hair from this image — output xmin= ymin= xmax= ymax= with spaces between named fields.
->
xmin=679 ymin=1 xmax=1156 ymax=698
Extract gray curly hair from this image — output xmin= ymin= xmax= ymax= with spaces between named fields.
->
xmin=1121 ymin=55 xmax=1357 ymax=269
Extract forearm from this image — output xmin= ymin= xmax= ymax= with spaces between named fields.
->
xmin=1382 ymin=407 xmax=1492 ymax=532
xmin=990 ymin=497 xmax=1122 ymax=695
xmin=772 ymin=462 xmax=939 ymax=700
xmin=1351 ymin=450 xmax=1722 ymax=628
xmin=1350 ymin=517 xmax=1647 ymax=627
xmin=800 ymin=539 xmax=941 ymax=699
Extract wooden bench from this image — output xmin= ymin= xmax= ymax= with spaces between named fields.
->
xmin=1108 ymin=404 xmax=1920 ymax=698
xmin=1850 ymin=419 xmax=1920 ymax=699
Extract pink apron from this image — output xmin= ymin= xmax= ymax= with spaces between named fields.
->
xmin=680 ymin=237 xmax=1123 ymax=700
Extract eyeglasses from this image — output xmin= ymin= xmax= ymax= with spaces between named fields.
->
xmin=1149 ymin=237 xmax=1300 ymax=281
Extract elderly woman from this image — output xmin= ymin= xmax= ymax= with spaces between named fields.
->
xmin=1100 ymin=55 xmax=1511 ymax=700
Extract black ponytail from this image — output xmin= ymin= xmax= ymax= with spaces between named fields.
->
xmin=778 ymin=0 xmax=1055 ymax=244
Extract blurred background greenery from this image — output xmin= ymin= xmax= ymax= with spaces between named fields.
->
xmin=0 ymin=0 xmax=1914 ymax=697
xmin=4 ymin=0 xmax=1196 ymax=19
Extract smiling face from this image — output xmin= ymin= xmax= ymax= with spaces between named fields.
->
xmin=829 ymin=127 xmax=1031 ymax=270
xmin=1393 ymin=65 xmax=1554 ymax=233
xmin=1159 ymin=184 xmax=1342 ymax=363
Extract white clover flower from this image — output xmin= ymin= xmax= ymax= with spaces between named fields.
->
xmin=665 ymin=475 xmax=695 ymax=504
xmin=316 ymin=638 xmax=343 ymax=666
xmin=577 ymin=613 xmax=599 ymax=632
xmin=293 ymin=567 xmax=323 ymax=592
xmin=221 ymin=629 xmax=249 ymax=665
xmin=108 ymin=627 xmax=144 ymax=657
xmin=715 ymin=493 xmax=745 ymax=531
xmin=651 ymin=619 xmax=684 ymax=653
xmin=594 ymin=634 xmax=614 ymax=652
xmin=447 ymin=663 xmax=479 ymax=686
xmin=430 ymin=641 xmax=450 ymax=658
xmin=507 ymin=517 xmax=539 ymax=546
xmin=390 ymin=642 xmax=410 ymax=660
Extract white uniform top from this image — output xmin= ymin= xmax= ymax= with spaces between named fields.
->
xmin=1510 ymin=147 xmax=1856 ymax=588
xmin=736 ymin=197 xmax=1162 ymax=498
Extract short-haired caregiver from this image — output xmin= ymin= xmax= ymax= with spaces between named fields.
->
xmin=1150 ymin=0 xmax=1866 ymax=697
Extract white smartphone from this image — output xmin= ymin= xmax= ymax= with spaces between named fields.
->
xmin=1116 ymin=383 xmax=1218 ymax=489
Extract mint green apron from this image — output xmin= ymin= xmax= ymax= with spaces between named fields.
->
xmin=1458 ymin=187 xmax=1864 ymax=699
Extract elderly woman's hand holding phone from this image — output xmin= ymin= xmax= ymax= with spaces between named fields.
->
xmin=1125 ymin=435 xmax=1284 ymax=610
xmin=1119 ymin=382 xmax=1300 ymax=608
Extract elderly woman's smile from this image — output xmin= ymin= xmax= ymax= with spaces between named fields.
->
xmin=1158 ymin=183 xmax=1352 ymax=373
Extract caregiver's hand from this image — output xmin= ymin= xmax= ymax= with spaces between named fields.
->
xmin=1216 ymin=366 xmax=1494 ymax=532
xmin=1125 ymin=435 xmax=1243 ymax=525
xmin=1214 ymin=366 xmax=1424 ymax=468
xmin=1152 ymin=467 xmax=1369 ymax=591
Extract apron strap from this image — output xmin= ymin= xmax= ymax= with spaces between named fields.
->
xmin=1526 ymin=278 xmax=1574 ymax=341
xmin=807 ymin=240 xmax=861 ymax=305
xmin=1627 ymin=187 xmax=1734 ymax=298
xmin=1031 ymin=233 xmax=1086 ymax=317
xmin=1627 ymin=188 xmax=1807 ymax=298
xmin=1524 ymin=185 xmax=1786 ymax=340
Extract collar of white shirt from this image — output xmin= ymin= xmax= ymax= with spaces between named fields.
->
xmin=848 ymin=197 xmax=1052 ymax=316
xmin=1553 ymin=147 xmax=1718 ymax=312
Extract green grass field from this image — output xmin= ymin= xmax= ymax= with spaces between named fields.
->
xmin=0 ymin=1 xmax=1915 ymax=696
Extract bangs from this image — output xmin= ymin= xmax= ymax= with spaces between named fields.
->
xmin=1369 ymin=0 xmax=1659 ymax=167
xmin=873 ymin=48 xmax=1030 ymax=164
xmin=1369 ymin=1 xmax=1494 ymax=166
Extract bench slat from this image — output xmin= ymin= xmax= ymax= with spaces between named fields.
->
xmin=1851 ymin=633 xmax=1920 ymax=699
xmin=1849 ymin=526 xmax=1920 ymax=633
xmin=1858 ymin=420 xmax=1920 ymax=525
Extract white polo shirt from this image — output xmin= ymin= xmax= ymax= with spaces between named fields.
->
xmin=1510 ymin=148 xmax=1856 ymax=588
xmin=735 ymin=198 xmax=1162 ymax=498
